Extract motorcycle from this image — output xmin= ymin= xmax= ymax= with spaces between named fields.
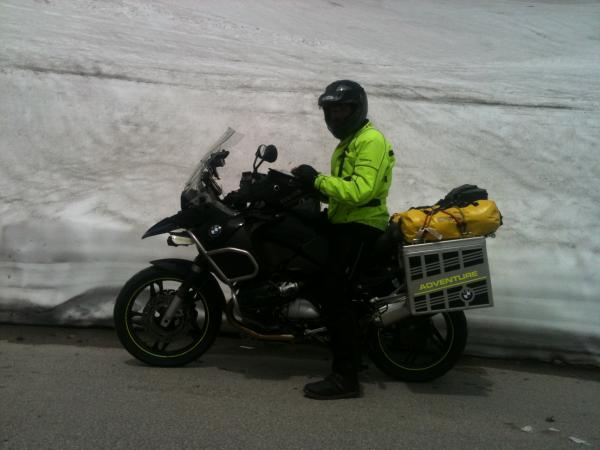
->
xmin=114 ymin=128 xmax=496 ymax=381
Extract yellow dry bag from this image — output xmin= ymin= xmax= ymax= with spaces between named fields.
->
xmin=391 ymin=199 xmax=502 ymax=243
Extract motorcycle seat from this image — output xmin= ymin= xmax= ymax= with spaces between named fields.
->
xmin=363 ymin=222 xmax=402 ymax=265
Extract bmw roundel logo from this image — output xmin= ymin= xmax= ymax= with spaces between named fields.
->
xmin=208 ymin=224 xmax=222 ymax=238
xmin=460 ymin=287 xmax=476 ymax=303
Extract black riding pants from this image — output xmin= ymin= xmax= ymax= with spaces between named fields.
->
xmin=319 ymin=222 xmax=382 ymax=378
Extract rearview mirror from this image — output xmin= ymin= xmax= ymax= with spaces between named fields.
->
xmin=256 ymin=144 xmax=278 ymax=163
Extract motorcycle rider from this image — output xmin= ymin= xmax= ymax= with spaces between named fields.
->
xmin=292 ymin=80 xmax=396 ymax=399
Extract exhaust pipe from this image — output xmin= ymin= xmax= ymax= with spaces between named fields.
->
xmin=224 ymin=296 xmax=295 ymax=342
xmin=372 ymin=294 xmax=411 ymax=327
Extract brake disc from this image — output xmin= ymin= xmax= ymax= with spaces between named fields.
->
xmin=143 ymin=290 xmax=191 ymax=339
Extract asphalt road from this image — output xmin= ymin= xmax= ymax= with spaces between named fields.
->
xmin=1 ymin=325 xmax=599 ymax=450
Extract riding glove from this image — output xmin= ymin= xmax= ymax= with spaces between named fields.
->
xmin=292 ymin=164 xmax=319 ymax=188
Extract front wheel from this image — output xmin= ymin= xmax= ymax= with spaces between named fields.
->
xmin=114 ymin=266 xmax=223 ymax=367
xmin=367 ymin=311 xmax=467 ymax=382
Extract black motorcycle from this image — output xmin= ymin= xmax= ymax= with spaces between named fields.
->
xmin=114 ymin=128 xmax=496 ymax=381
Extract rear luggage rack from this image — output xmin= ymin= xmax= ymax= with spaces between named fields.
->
xmin=402 ymin=237 xmax=494 ymax=315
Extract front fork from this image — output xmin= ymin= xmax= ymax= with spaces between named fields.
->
xmin=158 ymin=227 xmax=259 ymax=327
xmin=159 ymin=260 xmax=204 ymax=327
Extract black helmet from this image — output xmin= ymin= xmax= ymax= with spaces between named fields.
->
xmin=318 ymin=80 xmax=368 ymax=139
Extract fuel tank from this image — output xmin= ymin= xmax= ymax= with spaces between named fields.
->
xmin=252 ymin=213 xmax=329 ymax=274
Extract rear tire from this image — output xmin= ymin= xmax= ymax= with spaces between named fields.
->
xmin=367 ymin=311 xmax=467 ymax=382
xmin=114 ymin=266 xmax=223 ymax=367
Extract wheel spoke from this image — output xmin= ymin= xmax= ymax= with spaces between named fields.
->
xmin=150 ymin=338 xmax=172 ymax=352
xmin=403 ymin=349 xmax=418 ymax=365
xmin=133 ymin=325 xmax=146 ymax=332
xmin=429 ymin=325 xmax=448 ymax=351
xmin=159 ymin=340 xmax=170 ymax=352
xmin=187 ymin=325 xmax=203 ymax=338
xmin=149 ymin=283 xmax=157 ymax=298
xmin=130 ymin=316 xmax=145 ymax=326
xmin=128 ymin=311 xmax=146 ymax=329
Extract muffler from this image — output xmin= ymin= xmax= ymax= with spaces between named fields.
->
xmin=372 ymin=294 xmax=411 ymax=327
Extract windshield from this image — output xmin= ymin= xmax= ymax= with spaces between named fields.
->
xmin=181 ymin=127 xmax=243 ymax=211
xmin=185 ymin=127 xmax=243 ymax=191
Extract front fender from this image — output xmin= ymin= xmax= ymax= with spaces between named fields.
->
xmin=150 ymin=258 xmax=194 ymax=277
xmin=142 ymin=217 xmax=181 ymax=239
xmin=142 ymin=208 xmax=208 ymax=239
xmin=149 ymin=258 xmax=225 ymax=306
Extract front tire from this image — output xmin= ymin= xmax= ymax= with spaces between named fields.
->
xmin=114 ymin=266 xmax=223 ymax=367
xmin=367 ymin=311 xmax=467 ymax=382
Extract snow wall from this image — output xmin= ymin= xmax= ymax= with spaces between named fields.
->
xmin=1 ymin=0 xmax=599 ymax=365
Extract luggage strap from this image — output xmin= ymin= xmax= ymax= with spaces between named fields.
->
xmin=419 ymin=207 xmax=467 ymax=239
xmin=440 ymin=209 xmax=467 ymax=234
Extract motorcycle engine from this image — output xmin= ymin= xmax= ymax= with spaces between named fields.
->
xmin=237 ymin=280 xmax=321 ymax=321
xmin=282 ymin=298 xmax=320 ymax=321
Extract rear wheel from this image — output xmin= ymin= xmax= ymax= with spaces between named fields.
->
xmin=367 ymin=311 xmax=467 ymax=382
xmin=114 ymin=266 xmax=223 ymax=366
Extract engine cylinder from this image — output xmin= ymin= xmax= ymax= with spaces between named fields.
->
xmin=283 ymin=298 xmax=320 ymax=320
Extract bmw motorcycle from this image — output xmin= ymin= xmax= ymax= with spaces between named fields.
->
xmin=114 ymin=128 xmax=496 ymax=381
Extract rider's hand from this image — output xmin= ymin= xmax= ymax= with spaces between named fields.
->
xmin=292 ymin=164 xmax=319 ymax=188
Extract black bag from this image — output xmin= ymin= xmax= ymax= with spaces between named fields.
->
xmin=437 ymin=184 xmax=488 ymax=209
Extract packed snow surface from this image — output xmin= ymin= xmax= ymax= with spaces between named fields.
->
xmin=1 ymin=0 xmax=599 ymax=363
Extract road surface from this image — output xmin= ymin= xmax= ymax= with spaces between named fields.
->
xmin=1 ymin=325 xmax=599 ymax=449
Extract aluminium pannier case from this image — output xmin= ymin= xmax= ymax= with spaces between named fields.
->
xmin=402 ymin=236 xmax=494 ymax=315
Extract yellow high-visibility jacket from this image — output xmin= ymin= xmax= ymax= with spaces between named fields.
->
xmin=314 ymin=121 xmax=396 ymax=231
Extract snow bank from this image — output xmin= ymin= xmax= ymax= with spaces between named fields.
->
xmin=1 ymin=0 xmax=599 ymax=364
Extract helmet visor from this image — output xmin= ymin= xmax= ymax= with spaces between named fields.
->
xmin=318 ymin=84 xmax=360 ymax=108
